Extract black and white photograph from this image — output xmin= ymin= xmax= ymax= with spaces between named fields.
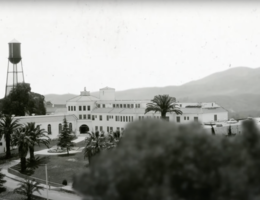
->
xmin=0 ymin=0 xmax=260 ymax=199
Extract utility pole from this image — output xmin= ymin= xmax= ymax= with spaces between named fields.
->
xmin=45 ymin=164 xmax=49 ymax=200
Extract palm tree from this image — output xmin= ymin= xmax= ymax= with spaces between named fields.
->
xmin=13 ymin=179 xmax=43 ymax=200
xmin=25 ymin=122 xmax=50 ymax=162
xmin=84 ymin=131 xmax=106 ymax=165
xmin=145 ymin=95 xmax=182 ymax=120
xmin=11 ymin=128 xmax=33 ymax=173
xmin=0 ymin=169 xmax=6 ymax=193
xmin=0 ymin=115 xmax=21 ymax=159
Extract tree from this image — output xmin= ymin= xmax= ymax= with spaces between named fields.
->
xmin=145 ymin=95 xmax=182 ymax=120
xmin=11 ymin=129 xmax=33 ymax=172
xmin=84 ymin=131 xmax=106 ymax=164
xmin=14 ymin=179 xmax=43 ymax=200
xmin=25 ymin=122 xmax=50 ymax=162
xmin=0 ymin=115 xmax=21 ymax=159
xmin=57 ymin=117 xmax=74 ymax=155
xmin=0 ymin=169 xmax=6 ymax=193
xmin=1 ymin=83 xmax=46 ymax=116
xmin=73 ymin=119 xmax=260 ymax=200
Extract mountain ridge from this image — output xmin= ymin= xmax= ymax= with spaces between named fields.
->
xmin=45 ymin=67 xmax=260 ymax=119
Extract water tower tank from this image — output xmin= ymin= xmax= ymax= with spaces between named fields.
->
xmin=8 ymin=39 xmax=21 ymax=64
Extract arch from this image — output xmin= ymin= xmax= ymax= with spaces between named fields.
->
xmin=79 ymin=124 xmax=89 ymax=134
xmin=47 ymin=124 xmax=52 ymax=135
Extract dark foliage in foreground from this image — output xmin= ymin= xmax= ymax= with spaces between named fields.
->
xmin=73 ymin=119 xmax=260 ymax=200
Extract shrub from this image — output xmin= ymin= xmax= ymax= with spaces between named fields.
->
xmin=73 ymin=119 xmax=260 ymax=200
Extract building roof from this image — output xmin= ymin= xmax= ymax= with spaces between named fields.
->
xmin=91 ymin=108 xmax=148 ymax=115
xmin=67 ymin=95 xmax=99 ymax=102
xmin=14 ymin=114 xmax=78 ymax=120
xmin=9 ymin=39 xmax=20 ymax=43
xmin=180 ymin=107 xmax=227 ymax=114
xmin=100 ymin=87 xmax=115 ymax=90
xmin=91 ymin=107 xmax=227 ymax=115
xmin=96 ymin=100 xmax=150 ymax=104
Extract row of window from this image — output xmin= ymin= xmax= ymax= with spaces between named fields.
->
xmin=78 ymin=114 xmax=135 ymax=122
xmin=176 ymin=116 xmax=198 ymax=123
xmin=47 ymin=123 xmax=73 ymax=135
xmin=97 ymin=103 xmax=141 ymax=109
xmin=95 ymin=126 xmax=125 ymax=132
xmin=68 ymin=105 xmax=91 ymax=111
xmin=79 ymin=114 xmax=92 ymax=120
xmin=139 ymin=116 xmax=161 ymax=120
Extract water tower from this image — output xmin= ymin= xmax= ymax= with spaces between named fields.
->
xmin=5 ymin=39 xmax=25 ymax=96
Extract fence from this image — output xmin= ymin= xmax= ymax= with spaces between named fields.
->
xmin=8 ymin=168 xmax=64 ymax=188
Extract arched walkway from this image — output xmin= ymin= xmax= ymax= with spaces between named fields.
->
xmin=79 ymin=124 xmax=89 ymax=134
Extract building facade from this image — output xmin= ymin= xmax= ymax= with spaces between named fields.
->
xmin=67 ymin=87 xmax=228 ymax=134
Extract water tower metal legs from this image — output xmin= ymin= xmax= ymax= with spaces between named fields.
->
xmin=5 ymin=60 xmax=25 ymax=97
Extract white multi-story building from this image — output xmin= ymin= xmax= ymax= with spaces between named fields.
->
xmin=67 ymin=87 xmax=228 ymax=134
xmin=0 ymin=86 xmax=228 ymax=154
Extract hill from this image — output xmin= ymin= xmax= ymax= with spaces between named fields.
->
xmin=44 ymin=67 xmax=260 ymax=118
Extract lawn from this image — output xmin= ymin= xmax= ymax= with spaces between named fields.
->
xmin=10 ymin=140 xmax=88 ymax=186
xmin=0 ymin=191 xmax=45 ymax=200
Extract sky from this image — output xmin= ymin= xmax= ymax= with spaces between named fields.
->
xmin=0 ymin=0 xmax=260 ymax=97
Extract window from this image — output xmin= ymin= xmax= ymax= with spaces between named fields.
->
xmin=47 ymin=124 xmax=51 ymax=135
xmin=176 ymin=116 xmax=181 ymax=123
xmin=123 ymin=116 xmax=125 ymax=122
xmin=100 ymin=126 xmax=103 ymax=131
xmin=88 ymin=106 xmax=90 ymax=110
xmin=184 ymin=116 xmax=186 ymax=120
xmin=102 ymin=104 xmax=105 ymax=108
xmin=187 ymin=117 xmax=189 ymax=120
xmin=117 ymin=127 xmax=120 ymax=131
xmin=79 ymin=115 xmax=82 ymax=120
xmin=79 ymin=106 xmax=82 ymax=111
xmin=139 ymin=116 xmax=141 ymax=120
xmin=121 ymin=128 xmax=124 ymax=131
xmin=107 ymin=127 xmax=109 ymax=132
xmin=136 ymin=104 xmax=140 ymax=108
xmin=0 ymin=142 xmax=2 ymax=146
xmin=83 ymin=114 xmax=86 ymax=119
xmin=214 ymin=115 xmax=217 ymax=121
xmin=110 ymin=127 xmax=113 ymax=131
xmin=126 ymin=116 xmax=128 ymax=122
xmin=74 ymin=106 xmax=76 ymax=111
xmin=120 ymin=116 xmax=122 ymax=121
xmin=194 ymin=117 xmax=198 ymax=121
xmin=124 ymin=104 xmax=126 ymax=108
xmin=99 ymin=115 xmax=102 ymax=121
xmin=95 ymin=126 xmax=98 ymax=131
xmin=69 ymin=123 xmax=72 ymax=132
xmin=83 ymin=106 xmax=86 ymax=111
xmin=127 ymin=104 xmax=130 ymax=108
xmin=88 ymin=114 xmax=91 ymax=120
xmin=92 ymin=115 xmax=95 ymax=120
xmin=120 ymin=104 xmax=122 ymax=108
xmin=97 ymin=104 xmax=100 ymax=108
xmin=131 ymin=104 xmax=134 ymax=108
xmin=58 ymin=123 xmax=62 ymax=133
xmin=180 ymin=104 xmax=182 ymax=107
xmin=113 ymin=104 xmax=115 ymax=108
xmin=68 ymin=106 xmax=70 ymax=111
xmin=107 ymin=115 xmax=109 ymax=121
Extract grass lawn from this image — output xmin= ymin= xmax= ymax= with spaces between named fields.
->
xmin=0 ymin=191 xmax=45 ymax=200
xmin=10 ymin=140 xmax=88 ymax=186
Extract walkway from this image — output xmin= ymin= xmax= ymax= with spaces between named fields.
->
xmin=1 ymin=168 xmax=82 ymax=200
